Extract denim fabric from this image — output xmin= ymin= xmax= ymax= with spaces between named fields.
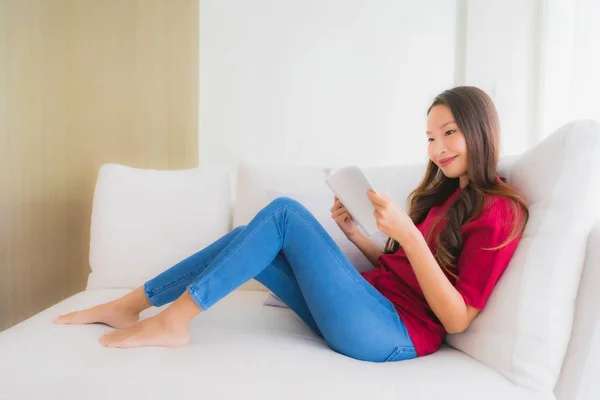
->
xmin=144 ymin=196 xmax=416 ymax=362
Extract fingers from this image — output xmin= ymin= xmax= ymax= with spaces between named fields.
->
xmin=331 ymin=196 xmax=356 ymax=226
xmin=330 ymin=197 xmax=344 ymax=212
xmin=367 ymin=190 xmax=387 ymax=207
xmin=334 ymin=211 xmax=352 ymax=225
xmin=332 ymin=208 xmax=348 ymax=218
xmin=333 ymin=208 xmax=351 ymax=220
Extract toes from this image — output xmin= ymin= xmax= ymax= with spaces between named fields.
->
xmin=99 ymin=327 xmax=142 ymax=349
xmin=53 ymin=314 xmax=70 ymax=324
xmin=100 ymin=331 xmax=116 ymax=340
xmin=99 ymin=329 xmax=126 ymax=347
xmin=99 ymin=334 xmax=114 ymax=347
xmin=54 ymin=311 xmax=82 ymax=324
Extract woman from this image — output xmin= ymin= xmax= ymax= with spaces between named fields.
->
xmin=54 ymin=86 xmax=528 ymax=362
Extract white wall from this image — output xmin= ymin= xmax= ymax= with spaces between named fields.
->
xmin=199 ymin=0 xmax=584 ymax=178
xmin=199 ymin=0 xmax=459 ymax=175
xmin=539 ymin=0 xmax=600 ymax=139
xmin=461 ymin=0 xmax=541 ymax=153
xmin=570 ymin=0 xmax=600 ymax=124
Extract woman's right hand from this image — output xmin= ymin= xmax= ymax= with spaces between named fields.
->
xmin=331 ymin=196 xmax=359 ymax=238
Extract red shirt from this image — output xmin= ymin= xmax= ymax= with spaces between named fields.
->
xmin=361 ymin=183 xmax=522 ymax=357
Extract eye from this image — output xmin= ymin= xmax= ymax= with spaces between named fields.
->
xmin=427 ymin=138 xmax=433 ymax=143
xmin=446 ymin=129 xmax=456 ymax=136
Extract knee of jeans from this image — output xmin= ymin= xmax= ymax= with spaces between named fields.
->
xmin=232 ymin=224 xmax=246 ymax=233
xmin=269 ymin=196 xmax=301 ymax=210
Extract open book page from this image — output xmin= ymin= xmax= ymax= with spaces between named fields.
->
xmin=324 ymin=166 xmax=379 ymax=236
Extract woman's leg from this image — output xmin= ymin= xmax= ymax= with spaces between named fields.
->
xmin=55 ymin=221 xmax=320 ymax=335
xmin=143 ymin=225 xmax=250 ymax=307
xmin=52 ymin=226 xmax=256 ymax=327
xmin=100 ymin=197 xmax=415 ymax=362
xmin=144 ymin=224 xmax=322 ymax=336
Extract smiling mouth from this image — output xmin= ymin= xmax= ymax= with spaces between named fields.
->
xmin=439 ymin=156 xmax=457 ymax=166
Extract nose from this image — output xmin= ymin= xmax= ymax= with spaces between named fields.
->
xmin=430 ymin=140 xmax=447 ymax=158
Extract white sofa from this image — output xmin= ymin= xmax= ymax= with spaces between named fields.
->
xmin=0 ymin=120 xmax=599 ymax=400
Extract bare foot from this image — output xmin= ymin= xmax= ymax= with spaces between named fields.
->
xmin=53 ymin=302 xmax=140 ymax=329
xmin=99 ymin=313 xmax=190 ymax=349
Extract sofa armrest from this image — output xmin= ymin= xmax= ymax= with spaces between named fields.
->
xmin=555 ymin=221 xmax=600 ymax=400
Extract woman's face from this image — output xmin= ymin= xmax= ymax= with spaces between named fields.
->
xmin=426 ymin=105 xmax=469 ymax=186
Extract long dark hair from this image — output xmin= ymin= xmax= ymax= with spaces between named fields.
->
xmin=383 ymin=86 xmax=529 ymax=278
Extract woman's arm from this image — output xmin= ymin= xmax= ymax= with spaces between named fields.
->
xmin=347 ymin=231 xmax=384 ymax=268
xmin=364 ymin=190 xmax=510 ymax=334
xmin=400 ymin=228 xmax=480 ymax=334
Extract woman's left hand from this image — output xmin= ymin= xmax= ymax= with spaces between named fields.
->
xmin=367 ymin=189 xmax=416 ymax=244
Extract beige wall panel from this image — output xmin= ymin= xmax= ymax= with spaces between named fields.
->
xmin=0 ymin=0 xmax=198 ymax=331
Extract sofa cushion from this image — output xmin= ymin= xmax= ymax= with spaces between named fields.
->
xmin=446 ymin=120 xmax=600 ymax=392
xmin=0 ymin=289 xmax=552 ymax=400
xmin=554 ymin=221 xmax=600 ymax=400
xmin=86 ymin=164 xmax=232 ymax=290
xmin=233 ymin=163 xmax=333 ymax=229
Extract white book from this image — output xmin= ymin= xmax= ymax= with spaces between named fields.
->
xmin=324 ymin=166 xmax=379 ymax=236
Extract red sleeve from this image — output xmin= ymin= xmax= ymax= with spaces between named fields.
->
xmin=454 ymin=196 xmax=522 ymax=310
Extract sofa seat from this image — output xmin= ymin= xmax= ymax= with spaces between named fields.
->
xmin=0 ymin=289 xmax=551 ymax=400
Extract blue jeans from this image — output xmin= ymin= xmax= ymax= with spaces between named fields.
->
xmin=143 ymin=197 xmax=416 ymax=362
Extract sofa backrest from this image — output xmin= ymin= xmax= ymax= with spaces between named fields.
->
xmin=554 ymin=221 xmax=600 ymax=400
xmin=86 ymin=164 xmax=232 ymax=290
